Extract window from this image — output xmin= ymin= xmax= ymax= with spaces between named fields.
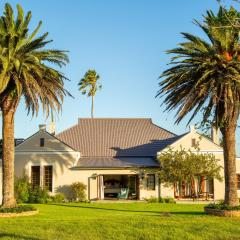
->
xmin=31 ymin=166 xmax=40 ymax=188
xmin=147 ymin=174 xmax=155 ymax=190
xmin=191 ymin=138 xmax=197 ymax=147
xmin=40 ymin=138 xmax=45 ymax=147
xmin=44 ymin=166 xmax=53 ymax=192
xmin=237 ymin=175 xmax=240 ymax=190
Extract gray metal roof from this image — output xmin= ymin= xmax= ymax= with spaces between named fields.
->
xmin=74 ymin=157 xmax=160 ymax=168
xmin=57 ymin=118 xmax=178 ymax=157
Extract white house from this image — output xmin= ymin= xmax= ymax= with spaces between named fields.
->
xmin=0 ymin=118 xmax=234 ymax=202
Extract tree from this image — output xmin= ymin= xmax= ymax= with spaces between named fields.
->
xmin=0 ymin=4 xmax=69 ymax=208
xmin=157 ymin=6 xmax=240 ymax=206
xmin=78 ymin=70 xmax=101 ymax=118
xmin=158 ymin=148 xmax=222 ymax=198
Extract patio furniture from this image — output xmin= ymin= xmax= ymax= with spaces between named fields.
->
xmin=129 ymin=192 xmax=137 ymax=200
xmin=117 ymin=188 xmax=129 ymax=199
xmin=197 ymin=191 xmax=213 ymax=200
xmin=104 ymin=188 xmax=121 ymax=194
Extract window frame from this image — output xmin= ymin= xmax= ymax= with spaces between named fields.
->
xmin=146 ymin=174 xmax=155 ymax=190
xmin=43 ymin=165 xmax=53 ymax=192
xmin=31 ymin=165 xmax=40 ymax=189
xmin=191 ymin=138 xmax=197 ymax=147
xmin=40 ymin=138 xmax=45 ymax=147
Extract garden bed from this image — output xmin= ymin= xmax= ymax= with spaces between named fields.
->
xmin=0 ymin=205 xmax=38 ymax=218
xmin=204 ymin=203 xmax=240 ymax=217
xmin=205 ymin=207 xmax=240 ymax=217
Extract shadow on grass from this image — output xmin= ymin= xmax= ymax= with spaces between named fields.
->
xmin=50 ymin=203 xmax=205 ymax=216
xmin=0 ymin=233 xmax=42 ymax=240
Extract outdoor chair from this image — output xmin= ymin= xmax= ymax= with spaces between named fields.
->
xmin=117 ymin=188 xmax=129 ymax=199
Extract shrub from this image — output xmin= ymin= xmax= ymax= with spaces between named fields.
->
xmin=14 ymin=175 xmax=31 ymax=203
xmin=28 ymin=187 xmax=51 ymax=204
xmin=164 ymin=197 xmax=176 ymax=204
xmin=145 ymin=197 xmax=176 ymax=203
xmin=206 ymin=202 xmax=240 ymax=211
xmin=145 ymin=197 xmax=159 ymax=203
xmin=14 ymin=175 xmax=52 ymax=204
xmin=51 ymin=193 xmax=65 ymax=203
xmin=0 ymin=205 xmax=36 ymax=213
xmin=56 ymin=185 xmax=72 ymax=201
xmin=70 ymin=182 xmax=87 ymax=202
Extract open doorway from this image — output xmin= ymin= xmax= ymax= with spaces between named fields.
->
xmin=103 ymin=175 xmax=139 ymax=200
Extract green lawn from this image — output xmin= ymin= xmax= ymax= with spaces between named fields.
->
xmin=0 ymin=202 xmax=239 ymax=240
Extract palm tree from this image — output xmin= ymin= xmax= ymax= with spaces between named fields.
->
xmin=0 ymin=4 xmax=69 ymax=208
xmin=157 ymin=6 xmax=240 ymax=206
xmin=78 ymin=70 xmax=101 ymax=118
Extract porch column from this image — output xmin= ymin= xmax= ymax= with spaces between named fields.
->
xmin=99 ymin=175 xmax=104 ymax=200
xmin=88 ymin=177 xmax=90 ymax=200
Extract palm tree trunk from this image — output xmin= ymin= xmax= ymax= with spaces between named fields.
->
xmin=221 ymin=124 xmax=239 ymax=206
xmin=1 ymin=100 xmax=17 ymax=208
xmin=91 ymin=95 xmax=94 ymax=118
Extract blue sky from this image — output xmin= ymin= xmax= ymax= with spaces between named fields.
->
xmin=0 ymin=0 xmax=239 ymax=153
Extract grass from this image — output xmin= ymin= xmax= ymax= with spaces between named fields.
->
xmin=0 ymin=202 xmax=239 ymax=240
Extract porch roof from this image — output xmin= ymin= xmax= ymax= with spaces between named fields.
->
xmin=73 ymin=157 xmax=160 ymax=169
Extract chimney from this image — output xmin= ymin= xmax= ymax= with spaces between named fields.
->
xmin=49 ymin=122 xmax=56 ymax=135
xmin=189 ymin=125 xmax=196 ymax=133
xmin=39 ymin=124 xmax=46 ymax=131
xmin=211 ymin=127 xmax=220 ymax=145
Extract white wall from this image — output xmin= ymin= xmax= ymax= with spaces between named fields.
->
xmin=15 ymin=152 xmax=161 ymax=200
xmin=13 ymin=127 xmax=237 ymax=201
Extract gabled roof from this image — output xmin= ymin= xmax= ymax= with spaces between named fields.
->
xmin=15 ymin=129 xmax=77 ymax=152
xmin=0 ymin=138 xmax=24 ymax=158
xmin=57 ymin=118 xmax=177 ymax=157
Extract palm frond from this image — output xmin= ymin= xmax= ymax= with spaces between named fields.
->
xmin=157 ymin=6 xmax=240 ymax=127
xmin=0 ymin=3 xmax=70 ymax=118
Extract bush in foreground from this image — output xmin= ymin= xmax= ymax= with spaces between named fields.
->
xmin=28 ymin=187 xmax=51 ymax=204
xmin=14 ymin=175 xmax=31 ymax=203
xmin=0 ymin=205 xmax=36 ymax=213
xmin=15 ymin=176 xmax=51 ymax=203
xmin=15 ymin=176 xmax=88 ymax=203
